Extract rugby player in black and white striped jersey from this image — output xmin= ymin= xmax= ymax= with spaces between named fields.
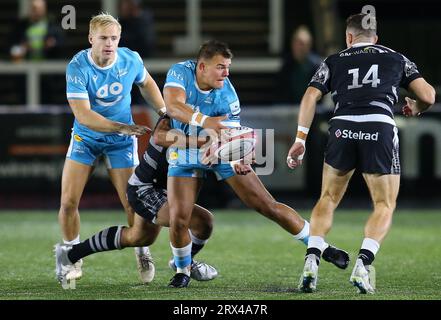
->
xmin=288 ymin=12 xmax=435 ymax=294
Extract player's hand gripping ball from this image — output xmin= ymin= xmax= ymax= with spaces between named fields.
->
xmin=201 ymin=126 xmax=257 ymax=165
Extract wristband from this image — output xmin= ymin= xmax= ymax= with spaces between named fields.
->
xmin=159 ymin=107 xmax=167 ymax=115
xmin=298 ymin=126 xmax=310 ymax=134
xmin=200 ymin=115 xmax=208 ymax=126
xmin=296 ymin=126 xmax=309 ymax=140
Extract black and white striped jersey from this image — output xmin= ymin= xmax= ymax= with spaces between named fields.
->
xmin=309 ymin=42 xmax=422 ymax=118
xmin=131 ymin=115 xmax=169 ymax=190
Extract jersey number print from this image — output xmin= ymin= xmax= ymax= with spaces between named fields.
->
xmin=348 ymin=64 xmax=380 ymax=90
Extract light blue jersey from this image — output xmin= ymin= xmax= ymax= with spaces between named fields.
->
xmin=65 ymin=47 xmax=147 ymax=168
xmin=164 ymin=60 xmax=240 ymax=176
xmin=66 ymin=47 xmax=147 ymax=138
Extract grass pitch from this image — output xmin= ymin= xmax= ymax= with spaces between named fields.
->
xmin=0 ymin=209 xmax=440 ymax=300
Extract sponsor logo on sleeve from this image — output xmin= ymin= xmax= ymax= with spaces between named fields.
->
xmin=229 ymin=100 xmax=240 ymax=115
xmin=167 ymin=69 xmax=184 ymax=81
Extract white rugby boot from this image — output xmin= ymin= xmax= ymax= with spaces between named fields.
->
xmin=168 ymin=258 xmax=218 ymax=281
xmin=54 ymin=243 xmax=77 ymax=289
xmin=135 ymin=247 xmax=155 ymax=284
xmin=67 ymin=259 xmax=83 ymax=281
xmin=298 ymin=254 xmax=319 ymax=293
xmin=349 ymin=258 xmax=376 ymax=294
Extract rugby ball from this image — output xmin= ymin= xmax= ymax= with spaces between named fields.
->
xmin=214 ymin=126 xmax=257 ymax=162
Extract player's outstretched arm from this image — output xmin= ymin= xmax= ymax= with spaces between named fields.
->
xmin=68 ymin=99 xmax=150 ymax=135
xmin=287 ymin=86 xmax=322 ymax=169
xmin=116 ymin=123 xmax=151 ymax=136
xmin=164 ymin=86 xmax=227 ymax=133
xmin=137 ymin=73 xmax=167 ymax=115
xmin=402 ymin=78 xmax=436 ymax=117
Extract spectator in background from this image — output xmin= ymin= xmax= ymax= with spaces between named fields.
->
xmin=276 ymin=25 xmax=322 ymax=105
xmin=9 ymin=0 xmax=64 ymax=62
xmin=119 ymin=0 xmax=156 ymax=58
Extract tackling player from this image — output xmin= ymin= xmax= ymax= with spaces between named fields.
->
xmin=55 ymin=115 xmax=218 ymax=288
xmin=287 ymin=13 xmax=435 ymax=294
xmin=59 ymin=13 xmax=165 ymax=284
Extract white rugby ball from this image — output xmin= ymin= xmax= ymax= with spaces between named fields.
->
xmin=214 ymin=126 xmax=257 ymax=162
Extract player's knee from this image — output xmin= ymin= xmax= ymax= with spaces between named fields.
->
xmin=319 ymin=191 xmax=340 ymax=207
xmin=59 ymin=198 xmax=79 ymax=214
xmin=373 ymin=199 xmax=396 ymax=213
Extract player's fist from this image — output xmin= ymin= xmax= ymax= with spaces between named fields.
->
xmin=287 ymin=140 xmax=306 ymax=169
xmin=402 ymin=97 xmax=420 ymax=117
xmin=232 ymin=162 xmax=252 ymax=175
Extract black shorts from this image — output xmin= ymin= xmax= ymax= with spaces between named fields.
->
xmin=325 ymin=119 xmax=400 ymax=174
xmin=127 ymin=183 xmax=167 ymax=223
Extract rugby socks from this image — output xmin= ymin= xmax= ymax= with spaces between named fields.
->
xmin=189 ymin=230 xmax=208 ymax=258
xmin=358 ymin=238 xmax=380 ymax=266
xmin=293 ymin=220 xmax=310 ymax=245
xmin=63 ymin=234 xmax=80 ymax=246
xmin=306 ymin=235 xmax=325 ymax=265
xmin=171 ymin=242 xmax=192 ymax=276
xmin=135 ymin=246 xmax=150 ymax=256
xmin=67 ymin=226 xmax=123 ymax=264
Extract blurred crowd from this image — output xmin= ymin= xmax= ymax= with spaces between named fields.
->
xmin=11 ymin=0 xmax=437 ymax=108
xmin=5 ymin=0 xmax=325 ymax=107
xmin=8 ymin=0 xmax=156 ymax=62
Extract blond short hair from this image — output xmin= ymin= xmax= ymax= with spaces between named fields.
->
xmin=89 ymin=13 xmax=121 ymax=35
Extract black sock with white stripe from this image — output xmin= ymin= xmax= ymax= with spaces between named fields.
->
xmin=358 ymin=249 xmax=375 ymax=266
xmin=67 ymin=226 xmax=123 ymax=263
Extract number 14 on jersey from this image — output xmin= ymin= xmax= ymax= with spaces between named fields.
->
xmin=348 ymin=64 xmax=380 ymax=90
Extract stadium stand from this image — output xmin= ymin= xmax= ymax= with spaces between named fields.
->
xmin=200 ymin=0 xmax=269 ymax=56
xmin=0 ymin=0 xmax=18 ymax=60
xmin=45 ymin=0 xmax=102 ymax=58
xmin=0 ymin=0 xmax=279 ymax=106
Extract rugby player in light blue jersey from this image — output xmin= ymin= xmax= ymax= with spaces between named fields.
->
xmin=163 ymin=40 xmax=350 ymax=288
xmin=58 ymin=13 xmax=166 ymax=285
